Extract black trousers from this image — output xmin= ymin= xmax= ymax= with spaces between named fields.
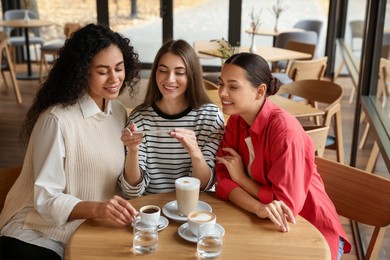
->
xmin=0 ymin=236 xmax=61 ymax=260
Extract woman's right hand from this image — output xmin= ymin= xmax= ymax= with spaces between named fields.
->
xmin=255 ymin=200 xmax=296 ymax=232
xmin=121 ymin=122 xmax=143 ymax=152
xmin=98 ymin=195 xmax=138 ymax=225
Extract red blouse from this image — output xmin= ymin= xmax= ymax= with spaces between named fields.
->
xmin=215 ymin=99 xmax=351 ymax=260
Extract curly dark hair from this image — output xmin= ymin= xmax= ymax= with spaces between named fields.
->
xmin=20 ymin=23 xmax=140 ymax=143
xmin=136 ymin=39 xmax=210 ymax=110
xmin=224 ymin=53 xmax=281 ymax=96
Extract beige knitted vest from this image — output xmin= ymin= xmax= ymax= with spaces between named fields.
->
xmin=0 ymin=99 xmax=127 ymax=244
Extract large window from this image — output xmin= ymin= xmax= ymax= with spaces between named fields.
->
xmin=345 ymin=0 xmax=367 ymax=67
xmin=374 ymin=3 xmax=390 ymax=134
xmin=241 ymin=0 xmax=329 ymax=57
xmin=174 ymin=0 xmax=229 ymax=67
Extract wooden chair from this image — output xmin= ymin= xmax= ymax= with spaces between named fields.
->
xmin=273 ymin=32 xmax=317 ymax=72
xmin=315 ymin=157 xmax=390 ymax=259
xmin=0 ymin=165 xmax=22 ymax=212
xmin=287 ymin=56 xmax=328 ymax=81
xmin=278 ymin=80 xmax=344 ymax=163
xmin=39 ymin=22 xmax=81 ymax=81
xmin=194 ymin=40 xmax=223 ymax=84
xmin=204 ymin=79 xmax=229 ymax=124
xmin=359 ymin=57 xmax=389 ymax=151
xmin=293 ymin=19 xmax=323 ymax=44
xmin=0 ymin=31 xmax=23 ymax=104
xmin=204 ymin=78 xmax=219 ymax=90
xmin=4 ymin=9 xmax=44 ymax=64
xmin=273 ymin=56 xmax=328 ymax=85
xmin=349 ymin=20 xmax=364 ymax=52
xmin=303 ymin=126 xmax=329 ymax=157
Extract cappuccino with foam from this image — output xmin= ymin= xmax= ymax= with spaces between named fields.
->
xmin=188 ymin=211 xmax=216 ymax=236
xmin=175 ymin=177 xmax=200 ymax=216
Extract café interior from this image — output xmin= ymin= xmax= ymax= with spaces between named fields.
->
xmin=0 ymin=0 xmax=389 ymax=259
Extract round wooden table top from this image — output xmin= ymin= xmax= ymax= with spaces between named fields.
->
xmin=245 ymin=27 xmax=305 ymax=37
xmin=0 ymin=19 xmax=52 ymax=28
xmin=65 ymin=192 xmax=331 ymax=260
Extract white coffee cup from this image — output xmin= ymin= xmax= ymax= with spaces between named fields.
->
xmin=187 ymin=211 xmax=216 ymax=237
xmin=175 ymin=177 xmax=200 ymax=216
xmin=139 ymin=205 xmax=160 ymax=225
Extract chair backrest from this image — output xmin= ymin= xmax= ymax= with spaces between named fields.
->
xmin=204 ymin=78 xmax=219 ymax=90
xmin=274 ymin=32 xmax=317 ymax=71
xmin=4 ymin=9 xmax=41 ymax=37
xmin=287 ymin=56 xmax=328 ymax=81
xmin=381 ymin=32 xmax=390 ymax=59
xmin=315 ymin=157 xmax=390 ymax=259
xmin=293 ymin=19 xmax=323 ymax=43
xmin=64 ymin=22 xmax=81 ymax=39
xmin=204 ymin=80 xmax=229 ymax=124
xmin=278 ymin=80 xmax=343 ymax=127
xmin=275 ymin=31 xmax=318 ymax=50
xmin=285 ymin=41 xmax=316 ymax=60
xmin=286 ymin=41 xmax=316 ymax=60
xmin=303 ymin=126 xmax=329 ymax=157
xmin=349 ymin=20 xmax=364 ymax=51
xmin=0 ymin=166 xmax=22 ymax=212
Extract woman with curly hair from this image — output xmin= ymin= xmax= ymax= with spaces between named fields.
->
xmin=120 ymin=39 xmax=224 ymax=197
xmin=0 ymin=24 xmax=140 ymax=260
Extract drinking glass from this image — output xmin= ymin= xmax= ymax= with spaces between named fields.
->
xmin=133 ymin=219 xmax=158 ymax=254
xmin=197 ymin=223 xmax=223 ymax=259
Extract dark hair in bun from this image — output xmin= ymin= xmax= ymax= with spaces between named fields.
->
xmin=224 ymin=53 xmax=281 ymax=96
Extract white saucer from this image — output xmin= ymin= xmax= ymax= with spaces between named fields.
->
xmin=178 ymin=222 xmax=225 ymax=243
xmin=162 ymin=200 xmax=212 ymax=222
xmin=133 ymin=216 xmax=169 ymax=232
xmin=158 ymin=216 xmax=169 ymax=231
xmin=178 ymin=222 xmax=198 ymax=243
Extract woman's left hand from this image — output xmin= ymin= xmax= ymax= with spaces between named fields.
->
xmin=170 ymin=128 xmax=202 ymax=157
xmin=255 ymin=200 xmax=296 ymax=232
xmin=216 ymin=147 xmax=246 ymax=183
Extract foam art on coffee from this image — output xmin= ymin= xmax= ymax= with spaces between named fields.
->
xmin=176 ymin=177 xmax=200 ymax=189
xmin=191 ymin=212 xmax=214 ymax=222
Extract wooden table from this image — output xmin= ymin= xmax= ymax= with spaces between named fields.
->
xmin=269 ymin=94 xmax=324 ymax=118
xmin=66 ymin=192 xmax=331 ymax=259
xmin=245 ymin=27 xmax=305 ymax=46
xmin=0 ymin=19 xmax=52 ymax=80
xmin=198 ymin=45 xmax=311 ymax=63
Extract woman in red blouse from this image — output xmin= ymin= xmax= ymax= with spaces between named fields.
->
xmin=215 ymin=53 xmax=350 ymax=260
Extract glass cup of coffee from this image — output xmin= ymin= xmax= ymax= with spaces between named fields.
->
xmin=197 ymin=223 xmax=224 ymax=259
xmin=175 ymin=177 xmax=200 ymax=216
xmin=187 ymin=211 xmax=216 ymax=237
xmin=132 ymin=219 xmax=158 ymax=254
xmin=139 ymin=205 xmax=160 ymax=225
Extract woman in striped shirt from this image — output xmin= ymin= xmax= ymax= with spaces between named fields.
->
xmin=120 ymin=39 xmax=224 ymax=198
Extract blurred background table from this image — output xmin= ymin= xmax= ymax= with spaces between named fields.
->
xmin=0 ymin=19 xmax=52 ymax=80
xmin=66 ymin=192 xmax=331 ymax=259
xmin=198 ymin=45 xmax=311 ymax=63
xmin=245 ymin=27 xmax=305 ymax=46
xmin=269 ymin=94 xmax=324 ymax=118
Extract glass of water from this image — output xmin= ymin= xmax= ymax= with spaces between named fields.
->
xmin=132 ymin=219 xmax=158 ymax=254
xmin=197 ymin=223 xmax=224 ymax=259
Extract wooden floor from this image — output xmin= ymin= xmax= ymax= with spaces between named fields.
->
xmin=0 ymin=64 xmax=389 ymax=259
